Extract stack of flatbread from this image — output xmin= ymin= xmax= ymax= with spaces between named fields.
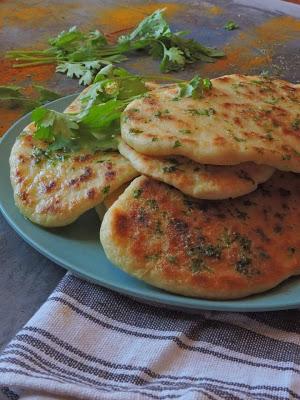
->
xmin=9 ymin=74 xmax=300 ymax=299
xmin=100 ymin=74 xmax=300 ymax=299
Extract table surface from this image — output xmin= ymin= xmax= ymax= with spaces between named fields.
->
xmin=1 ymin=0 xmax=300 ymax=354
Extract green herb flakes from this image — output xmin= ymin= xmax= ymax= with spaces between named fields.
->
xmin=146 ymin=199 xmax=159 ymax=210
xmin=102 ymin=185 xmax=110 ymax=195
xmin=173 ymin=140 xmax=182 ymax=148
xmin=292 ymin=118 xmax=300 ymax=131
xmin=133 ymin=188 xmax=143 ymax=199
xmin=179 ymin=129 xmax=191 ymax=135
xmin=224 ymin=21 xmax=239 ymax=31
xmin=167 ymin=255 xmax=177 ymax=264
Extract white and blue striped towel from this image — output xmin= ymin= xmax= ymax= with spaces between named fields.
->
xmin=0 ymin=272 xmax=299 ymax=400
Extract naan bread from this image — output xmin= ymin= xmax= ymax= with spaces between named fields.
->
xmin=95 ymin=183 xmax=131 ymax=220
xmin=9 ymin=92 xmax=138 ymax=227
xmin=122 ymin=74 xmax=300 ymax=172
xmin=119 ymin=140 xmax=274 ymax=199
xmin=100 ymin=173 xmax=300 ymax=299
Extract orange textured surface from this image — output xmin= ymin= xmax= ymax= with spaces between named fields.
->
xmin=202 ymin=16 xmax=300 ymax=75
xmin=95 ymin=3 xmax=185 ymax=33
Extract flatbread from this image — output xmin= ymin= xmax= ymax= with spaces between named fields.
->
xmin=95 ymin=183 xmax=131 ymax=220
xmin=121 ymin=74 xmax=300 ymax=172
xmin=100 ymin=173 xmax=300 ymax=299
xmin=9 ymin=91 xmax=138 ymax=227
xmin=119 ymin=140 xmax=274 ymax=199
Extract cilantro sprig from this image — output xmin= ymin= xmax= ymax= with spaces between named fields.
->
xmin=30 ymin=66 xmax=213 ymax=157
xmin=31 ymin=67 xmax=150 ymax=154
xmin=7 ymin=10 xmax=224 ymax=84
xmin=0 ymin=85 xmax=61 ymax=112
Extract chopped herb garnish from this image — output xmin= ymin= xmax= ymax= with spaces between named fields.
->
xmin=224 ymin=20 xmax=239 ymax=31
xmin=151 ymin=137 xmax=159 ymax=142
xmin=235 ymin=257 xmax=251 ymax=275
xmin=129 ymin=128 xmax=144 ymax=135
xmin=251 ymin=80 xmax=264 ymax=85
xmin=264 ymin=97 xmax=279 ymax=105
xmin=179 ymin=129 xmax=191 ymax=134
xmin=154 ymin=109 xmax=170 ymax=117
xmin=167 ymin=255 xmax=178 ymax=264
xmin=155 ymin=220 xmax=164 ymax=235
xmin=133 ymin=188 xmax=143 ymax=198
xmin=173 ymin=140 xmax=182 ymax=148
xmin=265 ymin=133 xmax=273 ymax=141
xmin=178 ymin=76 xmax=213 ymax=99
xmin=146 ymin=199 xmax=159 ymax=210
xmin=145 ymin=254 xmax=160 ymax=261
xmin=190 ymin=257 xmax=213 ymax=274
xmin=32 ymin=147 xmax=46 ymax=164
xmin=233 ymin=135 xmax=246 ymax=143
xmin=294 ymin=149 xmax=300 ymax=157
xmin=231 ymin=82 xmax=244 ymax=90
xmin=282 ymin=154 xmax=291 ymax=160
xmin=219 ymin=228 xmax=234 ymax=248
xmin=188 ymin=241 xmax=221 ymax=259
xmin=188 ymin=107 xmax=215 ymax=116
xmin=102 ymin=185 xmax=110 ymax=195
xmin=292 ymin=118 xmax=300 ymax=131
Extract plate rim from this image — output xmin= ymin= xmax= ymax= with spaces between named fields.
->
xmin=1 ymin=95 xmax=300 ymax=313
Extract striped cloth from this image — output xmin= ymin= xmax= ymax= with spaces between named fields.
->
xmin=0 ymin=273 xmax=300 ymax=400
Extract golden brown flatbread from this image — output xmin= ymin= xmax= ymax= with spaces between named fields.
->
xmin=100 ymin=173 xmax=300 ymax=299
xmin=9 ymin=90 xmax=138 ymax=227
xmin=122 ymin=74 xmax=300 ymax=172
xmin=119 ymin=139 xmax=274 ymax=199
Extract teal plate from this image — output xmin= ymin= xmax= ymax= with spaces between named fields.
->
xmin=1 ymin=95 xmax=300 ymax=312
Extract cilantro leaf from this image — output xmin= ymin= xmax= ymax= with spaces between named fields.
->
xmin=0 ymin=85 xmax=23 ymax=100
xmin=56 ymin=60 xmax=127 ymax=85
xmin=0 ymin=85 xmax=61 ymax=112
xmin=118 ymin=9 xmax=171 ymax=43
xmin=178 ymin=75 xmax=212 ymax=98
xmin=81 ymin=66 xmax=148 ymax=107
xmin=224 ymin=21 xmax=239 ymax=31
xmin=33 ymin=85 xmax=61 ymax=102
xmin=0 ymin=85 xmax=37 ymax=110
xmin=48 ymin=26 xmax=86 ymax=49
xmin=160 ymin=45 xmax=186 ymax=72
xmin=79 ymin=99 xmax=124 ymax=131
xmin=32 ymin=107 xmax=78 ymax=142
xmin=56 ymin=62 xmax=85 ymax=79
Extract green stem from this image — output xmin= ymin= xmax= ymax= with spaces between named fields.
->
xmin=13 ymin=60 xmax=57 ymax=67
xmin=6 ymin=49 xmax=55 ymax=57
xmin=15 ymin=56 xmax=57 ymax=62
